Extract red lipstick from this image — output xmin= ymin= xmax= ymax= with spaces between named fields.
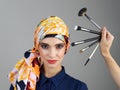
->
xmin=47 ymin=60 xmax=57 ymax=64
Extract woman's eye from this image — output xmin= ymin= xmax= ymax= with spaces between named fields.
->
xmin=40 ymin=44 xmax=49 ymax=49
xmin=56 ymin=44 xmax=64 ymax=49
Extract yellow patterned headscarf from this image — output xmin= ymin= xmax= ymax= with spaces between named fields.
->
xmin=34 ymin=16 xmax=69 ymax=51
xmin=8 ymin=16 xmax=70 ymax=90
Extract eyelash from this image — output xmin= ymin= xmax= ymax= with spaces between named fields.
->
xmin=40 ymin=44 xmax=64 ymax=49
xmin=40 ymin=44 xmax=49 ymax=49
xmin=56 ymin=44 xmax=64 ymax=49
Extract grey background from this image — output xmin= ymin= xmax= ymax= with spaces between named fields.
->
xmin=0 ymin=0 xmax=120 ymax=90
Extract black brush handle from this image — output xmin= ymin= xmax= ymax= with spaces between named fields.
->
xmin=71 ymin=36 xmax=100 ymax=46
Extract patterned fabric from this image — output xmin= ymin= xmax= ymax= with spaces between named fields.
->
xmin=8 ymin=49 xmax=40 ymax=90
xmin=8 ymin=16 xmax=70 ymax=90
xmin=34 ymin=16 xmax=69 ymax=51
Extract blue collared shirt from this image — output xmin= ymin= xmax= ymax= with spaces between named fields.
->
xmin=36 ymin=67 xmax=88 ymax=90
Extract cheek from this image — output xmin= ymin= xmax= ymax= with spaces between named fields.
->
xmin=58 ymin=49 xmax=66 ymax=58
xmin=38 ymin=48 xmax=47 ymax=58
xmin=38 ymin=50 xmax=47 ymax=63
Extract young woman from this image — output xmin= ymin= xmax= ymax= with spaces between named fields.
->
xmin=100 ymin=27 xmax=120 ymax=89
xmin=8 ymin=16 xmax=88 ymax=90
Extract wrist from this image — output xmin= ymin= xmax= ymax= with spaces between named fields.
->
xmin=101 ymin=50 xmax=111 ymax=58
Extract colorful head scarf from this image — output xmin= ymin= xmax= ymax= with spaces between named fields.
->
xmin=8 ymin=16 xmax=70 ymax=90
xmin=34 ymin=16 xmax=69 ymax=51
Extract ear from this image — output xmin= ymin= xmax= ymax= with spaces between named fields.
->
xmin=35 ymin=49 xmax=40 ymax=57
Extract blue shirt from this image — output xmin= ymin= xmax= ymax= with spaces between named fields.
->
xmin=36 ymin=67 xmax=88 ymax=90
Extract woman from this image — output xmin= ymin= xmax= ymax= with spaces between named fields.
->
xmin=100 ymin=27 xmax=120 ymax=89
xmin=8 ymin=16 xmax=88 ymax=90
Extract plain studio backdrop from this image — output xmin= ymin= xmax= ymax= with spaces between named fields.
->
xmin=0 ymin=0 xmax=120 ymax=90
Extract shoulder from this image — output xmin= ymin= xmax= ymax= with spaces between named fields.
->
xmin=65 ymin=74 xmax=88 ymax=90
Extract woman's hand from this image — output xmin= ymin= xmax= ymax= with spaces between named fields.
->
xmin=100 ymin=27 xmax=114 ymax=57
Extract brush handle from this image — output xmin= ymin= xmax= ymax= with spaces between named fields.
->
xmin=80 ymin=40 xmax=98 ymax=53
xmin=84 ymin=43 xmax=99 ymax=66
xmin=85 ymin=14 xmax=101 ymax=30
xmin=71 ymin=36 xmax=100 ymax=46
xmin=75 ymin=26 xmax=101 ymax=35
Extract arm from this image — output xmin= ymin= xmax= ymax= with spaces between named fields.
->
xmin=100 ymin=27 xmax=120 ymax=89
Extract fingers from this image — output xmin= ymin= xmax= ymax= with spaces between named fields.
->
xmin=101 ymin=26 xmax=107 ymax=41
xmin=101 ymin=26 xmax=114 ymax=41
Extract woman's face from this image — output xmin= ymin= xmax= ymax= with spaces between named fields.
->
xmin=38 ymin=37 xmax=66 ymax=69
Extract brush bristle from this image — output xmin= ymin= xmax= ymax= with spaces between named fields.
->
xmin=71 ymin=42 xmax=75 ymax=46
xmin=74 ymin=25 xmax=78 ymax=30
xmin=74 ymin=26 xmax=81 ymax=30
xmin=78 ymin=8 xmax=87 ymax=16
xmin=80 ymin=50 xmax=83 ymax=53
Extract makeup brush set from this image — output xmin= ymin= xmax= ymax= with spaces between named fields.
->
xmin=71 ymin=7 xmax=102 ymax=66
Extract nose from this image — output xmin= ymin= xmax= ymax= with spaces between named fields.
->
xmin=48 ymin=48 xmax=56 ymax=58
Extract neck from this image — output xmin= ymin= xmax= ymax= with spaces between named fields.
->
xmin=44 ymin=65 xmax=62 ymax=78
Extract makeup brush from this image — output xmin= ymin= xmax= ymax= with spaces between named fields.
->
xmin=78 ymin=8 xmax=101 ymax=30
xmin=71 ymin=36 xmax=100 ymax=46
xmin=84 ymin=43 xmax=99 ymax=66
xmin=80 ymin=40 xmax=98 ymax=53
xmin=74 ymin=25 xmax=101 ymax=35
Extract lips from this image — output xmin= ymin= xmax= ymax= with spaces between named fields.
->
xmin=47 ymin=60 xmax=57 ymax=64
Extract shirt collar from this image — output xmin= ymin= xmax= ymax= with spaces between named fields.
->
xmin=40 ymin=66 xmax=66 ymax=87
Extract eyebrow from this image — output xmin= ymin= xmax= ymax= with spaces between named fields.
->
xmin=39 ymin=43 xmax=49 ymax=46
xmin=39 ymin=42 xmax=65 ymax=45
